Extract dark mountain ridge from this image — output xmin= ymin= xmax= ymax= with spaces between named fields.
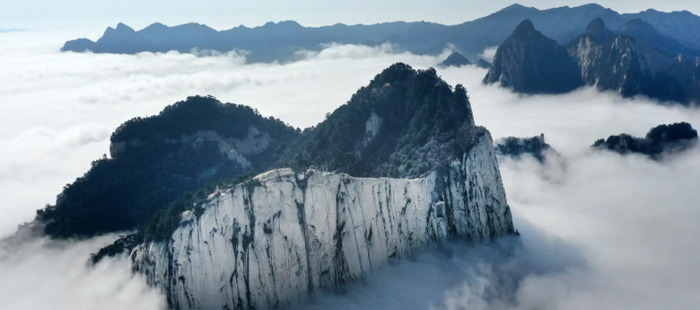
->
xmin=61 ymin=4 xmax=700 ymax=63
xmin=278 ymin=63 xmax=479 ymax=178
xmin=27 ymin=63 xmax=485 ymax=241
xmin=439 ymin=52 xmax=472 ymax=67
xmin=593 ymin=122 xmax=698 ymax=158
xmin=32 ymin=96 xmax=300 ymax=237
xmin=483 ymin=19 xmax=583 ymax=94
xmin=84 ymin=63 xmax=493 ymax=264
xmin=485 ymin=18 xmax=700 ymax=105
xmin=495 ymin=134 xmax=555 ymax=163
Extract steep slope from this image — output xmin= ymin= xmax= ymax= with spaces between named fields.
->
xmin=127 ymin=64 xmax=514 ymax=309
xmin=566 ymin=18 xmax=649 ymax=97
xmin=278 ymin=63 xmax=476 ymax=178
xmin=33 ymin=96 xmax=300 ymax=237
xmin=486 ymin=18 xmax=700 ymax=104
xmin=483 ymin=20 xmax=583 ymax=94
xmin=439 ymin=51 xmax=472 ymax=67
xmin=627 ymin=9 xmax=700 ymax=51
xmin=620 ymin=18 xmax=700 ymax=61
xmin=476 ymin=58 xmax=492 ymax=69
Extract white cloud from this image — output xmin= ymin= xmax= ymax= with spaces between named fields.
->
xmin=0 ymin=235 xmax=165 ymax=310
xmin=478 ymin=46 xmax=499 ymax=62
xmin=2 ymin=29 xmax=700 ymax=309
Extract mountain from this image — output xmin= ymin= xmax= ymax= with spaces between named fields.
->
xmin=32 ymin=96 xmax=300 ymax=238
xmin=566 ymin=18 xmax=649 ymax=97
xmin=485 ymin=18 xmax=700 ymax=104
xmin=495 ymin=134 xmax=554 ymax=163
xmin=60 ymin=4 xmax=700 ymax=63
xmin=121 ymin=63 xmax=514 ymax=309
xmin=592 ymin=122 xmax=698 ymax=158
xmin=439 ymin=52 xmax=472 ymax=67
xmin=625 ymin=9 xmax=700 ymax=51
xmin=483 ymin=20 xmax=583 ymax=94
xmin=278 ymin=63 xmax=476 ymax=178
xmin=476 ymin=58 xmax=492 ymax=69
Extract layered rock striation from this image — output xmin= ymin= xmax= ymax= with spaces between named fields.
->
xmin=123 ymin=63 xmax=515 ymax=309
xmin=131 ymin=129 xmax=513 ymax=309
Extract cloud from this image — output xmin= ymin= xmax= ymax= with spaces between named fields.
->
xmin=0 ymin=235 xmax=165 ymax=310
xmin=478 ymin=46 xmax=499 ymax=62
xmin=2 ymin=29 xmax=700 ymax=309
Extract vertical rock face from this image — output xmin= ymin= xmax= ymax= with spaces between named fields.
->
xmin=566 ymin=18 xmax=649 ymax=97
xmin=483 ymin=19 xmax=583 ymax=94
xmin=130 ymin=129 xmax=514 ymax=310
xmin=485 ymin=18 xmax=700 ymax=104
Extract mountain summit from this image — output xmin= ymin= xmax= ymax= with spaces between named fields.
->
xmin=280 ymin=63 xmax=477 ymax=178
xmin=483 ymin=19 xmax=583 ymax=94
xmin=485 ymin=18 xmax=700 ymax=104
xmin=124 ymin=64 xmax=514 ymax=309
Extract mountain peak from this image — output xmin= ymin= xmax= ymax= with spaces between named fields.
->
xmin=503 ymin=3 xmax=527 ymax=10
xmin=484 ymin=20 xmax=583 ymax=94
xmin=262 ymin=20 xmax=303 ymax=29
xmin=281 ymin=62 xmax=477 ymax=178
xmin=145 ymin=22 xmax=167 ymax=29
xmin=622 ymin=18 xmax=659 ymax=36
xmin=115 ymin=22 xmax=135 ymax=33
xmin=586 ymin=17 xmax=606 ymax=32
xmin=582 ymin=17 xmax=616 ymax=42
xmin=439 ymin=52 xmax=471 ymax=67
xmin=514 ymin=19 xmax=535 ymax=33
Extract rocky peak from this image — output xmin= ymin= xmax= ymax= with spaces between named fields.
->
xmin=115 ymin=22 xmax=135 ymax=32
xmin=483 ymin=19 xmax=583 ymax=94
xmin=511 ymin=19 xmax=536 ymax=36
xmin=586 ymin=17 xmax=605 ymax=32
xmin=439 ymin=52 xmax=472 ymax=67
xmin=280 ymin=63 xmax=477 ymax=177
xmin=621 ymin=18 xmax=659 ymax=39
xmin=102 ymin=23 xmax=136 ymax=38
xmin=584 ymin=18 xmax=616 ymax=42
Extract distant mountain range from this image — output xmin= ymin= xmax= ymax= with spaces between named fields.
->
xmin=484 ymin=17 xmax=700 ymax=104
xmin=61 ymin=4 xmax=700 ymax=63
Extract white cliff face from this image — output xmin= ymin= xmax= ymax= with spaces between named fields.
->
xmin=131 ymin=131 xmax=514 ymax=310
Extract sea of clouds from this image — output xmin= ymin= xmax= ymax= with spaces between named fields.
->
xmin=1 ymin=29 xmax=699 ymax=309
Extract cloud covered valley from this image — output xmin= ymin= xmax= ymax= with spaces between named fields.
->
xmin=1 ymin=29 xmax=699 ymax=309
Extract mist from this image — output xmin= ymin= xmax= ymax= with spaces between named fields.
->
xmin=1 ymin=29 xmax=699 ymax=309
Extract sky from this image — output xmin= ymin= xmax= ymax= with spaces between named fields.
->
xmin=3 ymin=0 xmax=700 ymax=33
xmin=1 ymin=1 xmax=700 ymax=310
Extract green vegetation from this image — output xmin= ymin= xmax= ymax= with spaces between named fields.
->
xmin=135 ymin=172 xmax=256 ymax=242
xmin=41 ymin=63 xmax=489 ymax=265
xmin=278 ymin=63 xmax=479 ymax=178
xmin=36 ymin=96 xmax=300 ymax=238
xmin=593 ymin=122 xmax=698 ymax=158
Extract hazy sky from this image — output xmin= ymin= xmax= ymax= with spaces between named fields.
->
xmin=3 ymin=1 xmax=700 ymax=32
